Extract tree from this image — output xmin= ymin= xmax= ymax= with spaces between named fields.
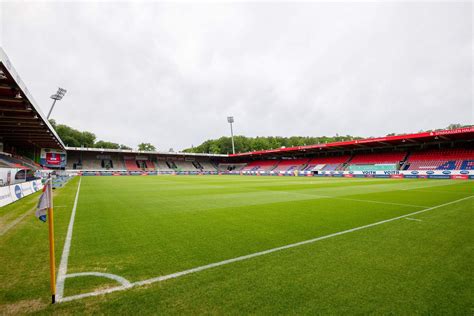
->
xmin=138 ymin=143 xmax=156 ymax=151
xmin=95 ymin=140 xmax=120 ymax=149
xmin=446 ymin=123 xmax=462 ymax=130
xmin=49 ymin=119 xmax=131 ymax=149
xmin=119 ymin=144 xmax=132 ymax=150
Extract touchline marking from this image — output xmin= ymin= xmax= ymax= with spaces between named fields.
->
xmin=405 ymin=217 xmax=423 ymax=222
xmin=58 ymin=195 xmax=473 ymax=303
xmin=66 ymin=272 xmax=132 ymax=287
xmin=56 ymin=177 xmax=82 ymax=300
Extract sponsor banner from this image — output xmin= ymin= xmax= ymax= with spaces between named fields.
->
xmin=0 ymin=179 xmax=43 ymax=207
xmin=31 ymin=180 xmax=43 ymax=192
xmin=450 ymin=175 xmax=469 ymax=180
xmin=390 ymin=174 xmax=404 ymax=178
xmin=400 ymin=170 xmax=473 ymax=176
xmin=40 ymin=148 xmax=67 ymax=168
xmin=10 ymin=184 xmax=23 ymax=202
xmin=21 ymin=182 xmax=33 ymax=195
xmin=427 ymin=175 xmax=451 ymax=179
xmin=0 ymin=186 xmax=13 ymax=207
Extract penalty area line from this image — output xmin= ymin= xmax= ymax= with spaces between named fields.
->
xmin=59 ymin=194 xmax=473 ymax=303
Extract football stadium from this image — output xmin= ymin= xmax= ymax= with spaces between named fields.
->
xmin=1 ymin=3 xmax=473 ymax=315
xmin=0 ymin=48 xmax=473 ymax=314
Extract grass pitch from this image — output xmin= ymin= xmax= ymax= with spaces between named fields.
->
xmin=0 ymin=175 xmax=473 ymax=314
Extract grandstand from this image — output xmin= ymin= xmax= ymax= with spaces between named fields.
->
xmin=62 ymin=130 xmax=474 ymax=177
xmin=305 ymin=155 xmax=351 ymax=171
xmin=405 ymin=148 xmax=474 ymax=170
xmin=241 ymin=160 xmax=279 ymax=172
xmin=346 ymin=151 xmax=407 ymax=172
xmin=0 ymin=48 xmax=64 ymax=190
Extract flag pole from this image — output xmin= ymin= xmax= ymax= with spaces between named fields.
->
xmin=47 ymin=176 xmax=57 ymax=304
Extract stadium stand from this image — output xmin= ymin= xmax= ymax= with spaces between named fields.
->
xmin=146 ymin=161 xmax=155 ymax=170
xmin=303 ymin=156 xmax=351 ymax=171
xmin=59 ymin=127 xmax=473 ymax=175
xmin=218 ymin=163 xmax=247 ymax=171
xmin=346 ymin=152 xmax=406 ymax=171
xmin=11 ymin=154 xmax=42 ymax=170
xmin=197 ymin=161 xmax=218 ymax=171
xmin=174 ymin=161 xmax=199 ymax=171
xmin=406 ymin=148 xmax=474 ymax=170
xmin=349 ymin=152 xmax=407 ymax=164
xmin=125 ymin=159 xmax=141 ymax=171
xmin=241 ymin=160 xmax=279 ymax=172
xmin=154 ymin=161 xmax=173 ymax=171
xmin=0 ymin=153 xmax=30 ymax=169
xmin=272 ymin=159 xmax=310 ymax=172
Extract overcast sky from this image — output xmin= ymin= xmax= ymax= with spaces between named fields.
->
xmin=0 ymin=1 xmax=472 ymax=151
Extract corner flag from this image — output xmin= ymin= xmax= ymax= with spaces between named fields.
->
xmin=35 ymin=177 xmax=57 ymax=304
xmin=36 ymin=180 xmax=51 ymax=222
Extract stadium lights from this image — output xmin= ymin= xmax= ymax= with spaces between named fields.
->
xmin=47 ymin=87 xmax=67 ymax=119
xmin=227 ymin=116 xmax=235 ymax=154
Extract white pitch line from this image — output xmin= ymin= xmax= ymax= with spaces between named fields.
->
xmin=58 ymin=195 xmax=473 ymax=303
xmin=66 ymin=272 xmax=132 ymax=287
xmin=56 ymin=177 xmax=82 ymax=300
xmin=405 ymin=217 xmax=423 ymax=222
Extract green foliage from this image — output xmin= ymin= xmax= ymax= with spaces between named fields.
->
xmin=94 ymin=141 xmax=120 ymax=149
xmin=446 ymin=123 xmax=463 ymax=130
xmin=55 ymin=124 xmax=96 ymax=148
xmin=183 ymin=135 xmax=363 ymax=154
xmin=49 ymin=120 xmax=131 ymax=149
xmin=137 ymin=142 xmax=156 ymax=151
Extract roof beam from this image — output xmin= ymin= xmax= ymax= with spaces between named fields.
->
xmin=0 ymin=114 xmax=38 ymax=120
xmin=0 ymin=97 xmax=24 ymax=104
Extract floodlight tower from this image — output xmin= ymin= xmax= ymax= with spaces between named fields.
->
xmin=227 ymin=116 xmax=235 ymax=154
xmin=47 ymin=87 xmax=67 ymax=119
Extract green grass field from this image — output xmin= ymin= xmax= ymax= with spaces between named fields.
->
xmin=0 ymin=175 xmax=473 ymax=315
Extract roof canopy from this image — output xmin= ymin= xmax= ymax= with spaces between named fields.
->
xmin=66 ymin=146 xmax=227 ymax=158
xmin=0 ymin=48 xmax=64 ymax=150
xmin=230 ymin=127 xmax=474 ymax=158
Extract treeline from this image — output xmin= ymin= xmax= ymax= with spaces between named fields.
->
xmin=49 ymin=119 xmax=133 ymax=150
xmin=183 ymin=135 xmax=363 ymax=154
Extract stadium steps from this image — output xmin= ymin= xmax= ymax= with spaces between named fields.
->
xmin=400 ymin=152 xmax=412 ymax=170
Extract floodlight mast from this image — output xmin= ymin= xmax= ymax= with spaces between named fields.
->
xmin=47 ymin=87 xmax=67 ymax=119
xmin=227 ymin=116 xmax=235 ymax=154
